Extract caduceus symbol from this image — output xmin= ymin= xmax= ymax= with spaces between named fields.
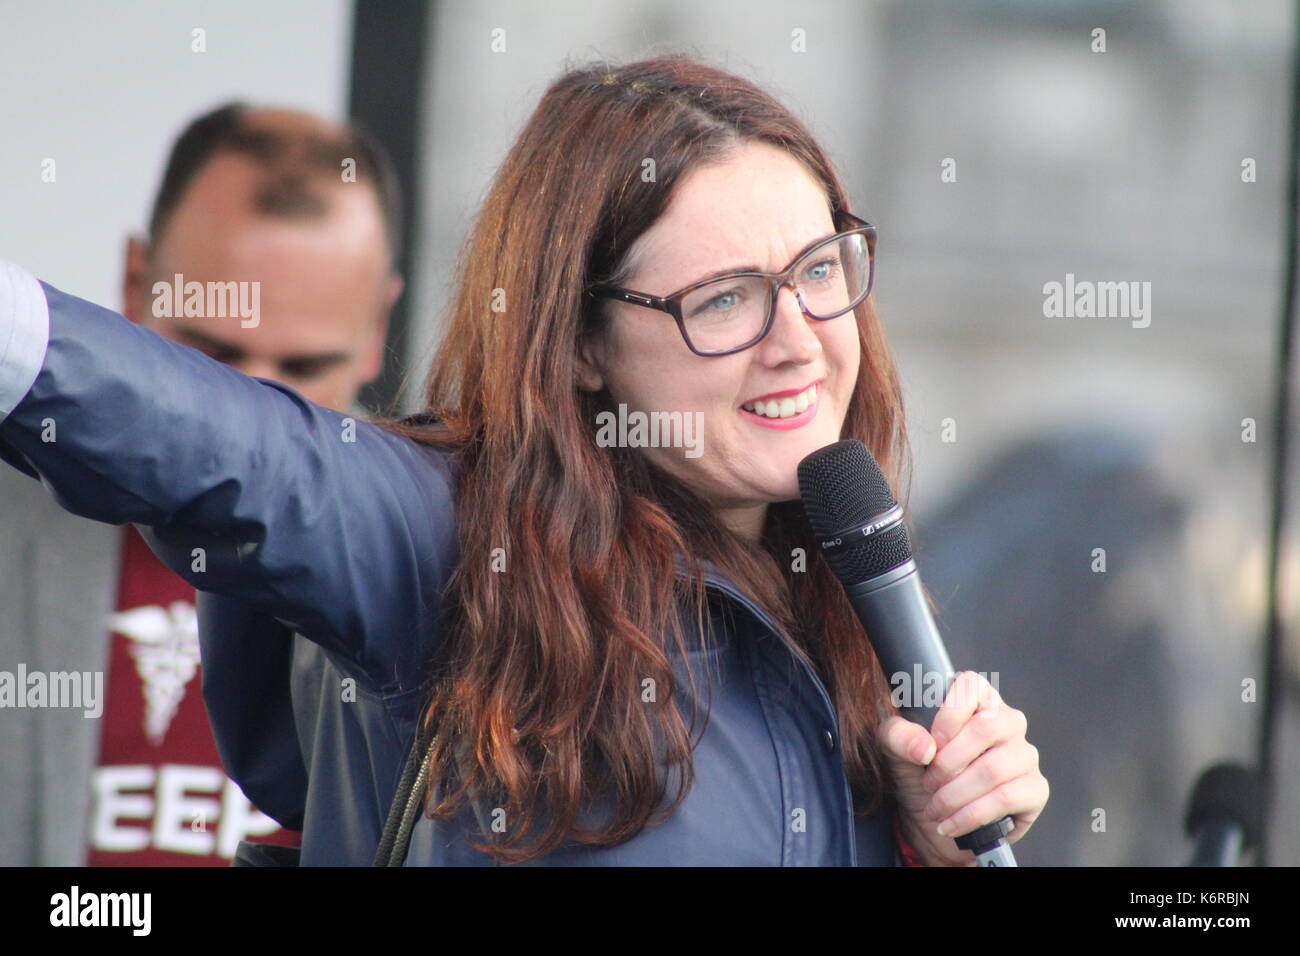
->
xmin=106 ymin=601 xmax=201 ymax=746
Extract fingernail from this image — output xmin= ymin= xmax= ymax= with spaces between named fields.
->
xmin=913 ymin=740 xmax=936 ymax=765
xmin=937 ymin=821 xmax=952 ymax=837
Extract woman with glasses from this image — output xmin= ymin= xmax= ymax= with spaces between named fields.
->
xmin=0 ymin=55 xmax=1046 ymax=866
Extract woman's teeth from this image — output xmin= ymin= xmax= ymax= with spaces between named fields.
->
xmin=741 ymin=382 xmax=818 ymax=419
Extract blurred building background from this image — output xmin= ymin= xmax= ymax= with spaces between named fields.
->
xmin=2 ymin=0 xmax=1295 ymax=866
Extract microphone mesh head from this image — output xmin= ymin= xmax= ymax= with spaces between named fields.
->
xmin=797 ymin=440 xmax=913 ymax=583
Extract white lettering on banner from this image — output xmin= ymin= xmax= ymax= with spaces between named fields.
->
xmin=91 ymin=767 xmax=154 ymax=851
xmin=90 ymin=764 xmax=282 ymax=857
xmin=217 ymin=777 xmax=280 ymax=857
xmin=153 ymin=765 xmax=223 ymax=853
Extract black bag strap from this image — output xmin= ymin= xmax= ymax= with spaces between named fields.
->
xmin=372 ymin=415 xmax=461 ymax=867
xmin=373 ymin=718 xmax=436 ymax=866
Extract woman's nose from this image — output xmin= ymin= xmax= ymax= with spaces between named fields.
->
xmin=761 ymin=282 xmax=821 ymax=357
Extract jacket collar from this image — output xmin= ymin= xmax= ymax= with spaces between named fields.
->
xmin=671 ymin=551 xmax=748 ymax=607
xmin=672 ymin=548 xmax=840 ymax=727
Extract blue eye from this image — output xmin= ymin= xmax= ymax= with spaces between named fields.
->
xmin=689 ymin=287 xmax=746 ymax=319
xmin=802 ymin=257 xmax=840 ymax=283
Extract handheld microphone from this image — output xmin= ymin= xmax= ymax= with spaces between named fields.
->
xmin=797 ymin=438 xmax=1017 ymax=867
xmin=1184 ymin=763 xmax=1262 ymax=866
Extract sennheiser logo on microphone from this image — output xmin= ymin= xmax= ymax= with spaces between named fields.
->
xmin=818 ymin=504 xmax=904 ymax=551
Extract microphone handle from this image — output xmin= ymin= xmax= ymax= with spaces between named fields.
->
xmin=844 ymin=561 xmax=1018 ymax=867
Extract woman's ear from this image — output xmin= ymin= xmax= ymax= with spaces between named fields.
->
xmin=574 ymin=333 xmax=606 ymax=393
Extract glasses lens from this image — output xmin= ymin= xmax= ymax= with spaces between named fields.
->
xmin=679 ymin=275 xmax=771 ymax=353
xmin=797 ymin=233 xmax=872 ymax=319
xmin=676 ymin=231 xmax=873 ymax=354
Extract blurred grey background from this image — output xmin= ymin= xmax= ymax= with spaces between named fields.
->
xmin=1 ymin=0 xmax=1296 ymax=865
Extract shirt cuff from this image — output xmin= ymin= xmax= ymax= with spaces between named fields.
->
xmin=0 ymin=259 xmax=50 ymax=422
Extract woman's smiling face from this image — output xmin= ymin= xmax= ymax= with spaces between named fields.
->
xmin=578 ymin=140 xmax=863 ymax=541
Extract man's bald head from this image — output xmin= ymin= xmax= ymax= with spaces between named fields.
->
xmin=124 ymin=103 xmax=404 ymax=412
xmin=148 ymin=103 xmax=403 ymax=269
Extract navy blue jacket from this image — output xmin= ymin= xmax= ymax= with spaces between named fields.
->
xmin=0 ymin=263 xmax=904 ymax=865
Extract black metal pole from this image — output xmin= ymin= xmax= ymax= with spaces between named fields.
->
xmin=1255 ymin=0 xmax=1300 ymax=868
xmin=348 ymin=0 xmax=432 ymax=414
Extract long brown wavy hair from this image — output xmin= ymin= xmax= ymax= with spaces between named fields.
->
xmin=379 ymin=54 xmax=914 ymax=863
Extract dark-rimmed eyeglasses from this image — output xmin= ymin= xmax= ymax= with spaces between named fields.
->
xmin=585 ymin=211 xmax=876 ymax=356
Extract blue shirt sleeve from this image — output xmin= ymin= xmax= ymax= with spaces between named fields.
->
xmin=0 ymin=261 xmax=458 ymax=694
xmin=0 ymin=260 xmax=49 ymax=421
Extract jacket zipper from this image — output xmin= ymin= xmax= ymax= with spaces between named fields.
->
xmin=674 ymin=563 xmax=863 ymax=866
